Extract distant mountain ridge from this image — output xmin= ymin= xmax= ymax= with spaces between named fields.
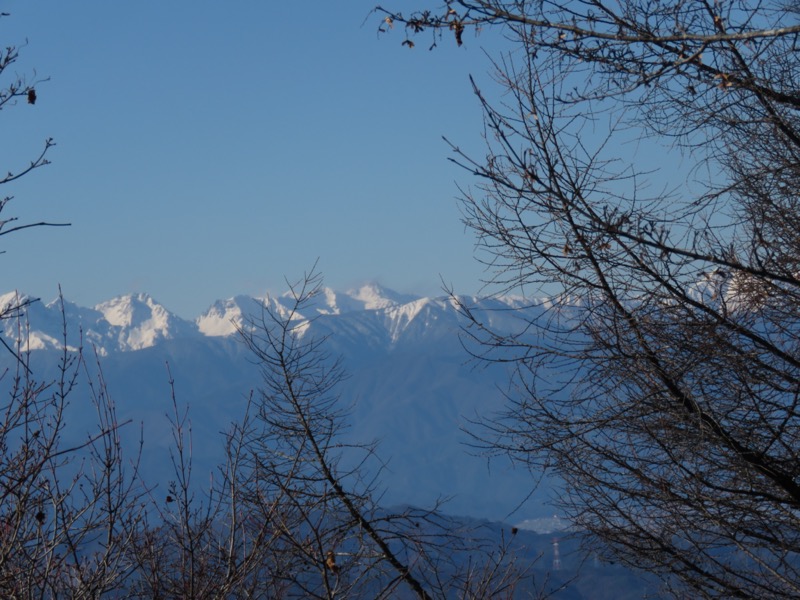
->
xmin=0 ymin=284 xmax=531 ymax=355
xmin=0 ymin=285 xmax=556 ymax=522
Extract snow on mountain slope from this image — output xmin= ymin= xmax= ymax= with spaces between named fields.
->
xmin=346 ymin=283 xmax=419 ymax=311
xmin=93 ymin=293 xmax=200 ymax=351
xmin=0 ymin=292 xmax=97 ymax=352
xmin=0 ymin=291 xmax=58 ymax=351
xmin=0 ymin=290 xmax=27 ymax=314
xmin=0 ymin=292 xmax=201 ymax=354
xmin=197 ymin=295 xmax=259 ymax=337
xmin=255 ymin=283 xmax=421 ymax=322
xmin=198 ymin=286 xmax=456 ymax=347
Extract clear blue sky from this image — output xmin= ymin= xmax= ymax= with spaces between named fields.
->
xmin=1 ymin=1 xmax=507 ymax=317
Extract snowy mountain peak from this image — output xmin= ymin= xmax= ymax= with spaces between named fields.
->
xmin=0 ymin=290 xmax=34 ymax=314
xmin=345 ymin=283 xmax=419 ymax=311
xmin=93 ymin=293 xmax=198 ymax=351
xmin=197 ymin=295 xmax=258 ymax=337
xmin=259 ymin=284 xmax=415 ymax=321
xmin=95 ymin=293 xmax=164 ymax=328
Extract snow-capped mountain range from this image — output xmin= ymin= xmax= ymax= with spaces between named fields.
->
xmin=0 ymin=284 xmax=555 ymax=523
xmin=0 ymin=283 xmax=530 ymax=354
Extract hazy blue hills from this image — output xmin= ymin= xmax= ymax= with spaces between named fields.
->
xmin=0 ymin=285 xmax=560 ymax=522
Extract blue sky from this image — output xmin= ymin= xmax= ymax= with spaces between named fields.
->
xmin=0 ymin=1 xmax=508 ymax=317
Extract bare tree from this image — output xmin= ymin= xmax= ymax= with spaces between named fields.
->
xmin=0 ymin=294 xmax=144 ymax=598
xmin=0 ymin=12 xmax=68 ymax=364
xmin=235 ymin=268 xmax=446 ymax=599
xmin=234 ymin=266 xmax=532 ymax=599
xmin=377 ymin=1 xmax=800 ymax=598
xmin=125 ymin=368 xmax=285 ymax=600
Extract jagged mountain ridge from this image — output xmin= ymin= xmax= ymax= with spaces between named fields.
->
xmin=0 ymin=285 xmax=556 ymax=521
xmin=0 ymin=284 xmax=532 ymax=353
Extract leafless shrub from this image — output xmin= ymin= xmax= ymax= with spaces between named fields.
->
xmin=379 ymin=1 xmax=800 ymax=597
